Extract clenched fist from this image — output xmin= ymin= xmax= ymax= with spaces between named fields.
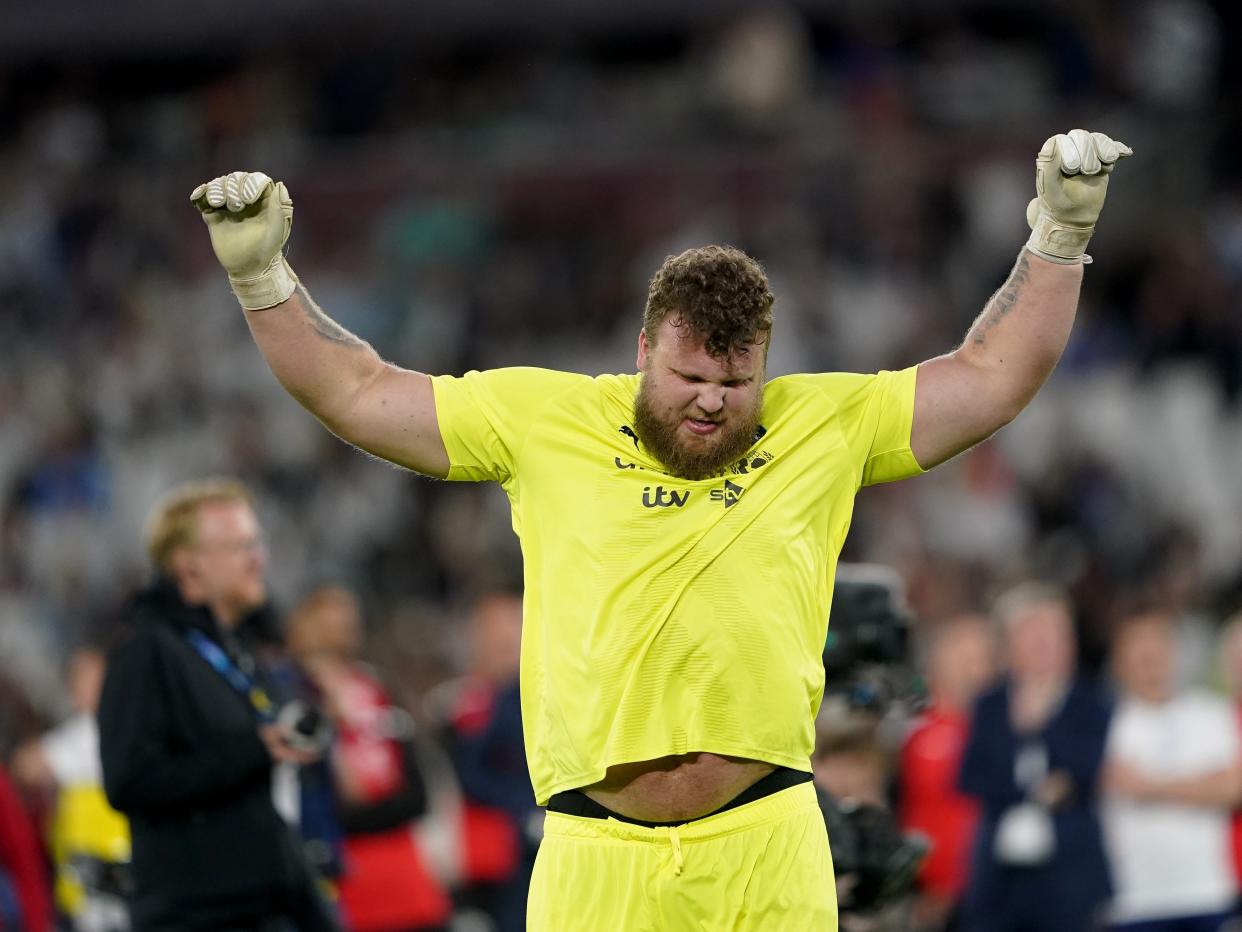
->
xmin=191 ymin=171 xmax=298 ymax=310
xmin=1025 ymin=129 xmax=1132 ymax=264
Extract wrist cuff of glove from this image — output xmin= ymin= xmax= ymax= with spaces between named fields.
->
xmin=1026 ymin=213 xmax=1095 ymax=265
xmin=229 ymin=255 xmax=299 ymax=311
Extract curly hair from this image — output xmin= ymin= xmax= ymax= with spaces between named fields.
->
xmin=643 ymin=246 xmax=774 ymax=359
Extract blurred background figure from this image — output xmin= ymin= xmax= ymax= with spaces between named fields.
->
xmin=97 ymin=478 xmax=338 ymax=932
xmin=0 ymin=761 xmax=53 ymax=931
xmin=814 ymin=715 xmax=891 ymax=810
xmin=1218 ymin=614 xmax=1242 ymax=894
xmin=813 ymin=716 xmax=895 ymax=930
xmin=432 ymin=590 xmax=532 ymax=932
xmin=1101 ymin=611 xmax=1240 ymax=932
xmin=11 ymin=647 xmax=130 ymax=932
xmin=958 ymin=583 xmax=1113 ymax=932
xmin=899 ymin=614 xmax=997 ymax=932
xmin=812 ymin=713 xmax=917 ymax=932
xmin=287 ymin=585 xmax=452 ymax=932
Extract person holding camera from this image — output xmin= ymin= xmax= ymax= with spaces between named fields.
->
xmin=285 ymin=585 xmax=452 ymax=932
xmin=97 ymin=478 xmax=340 ymax=932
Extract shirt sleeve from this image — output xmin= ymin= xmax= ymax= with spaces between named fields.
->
xmin=805 ymin=366 xmax=925 ymax=487
xmin=431 ymin=367 xmax=587 ymax=484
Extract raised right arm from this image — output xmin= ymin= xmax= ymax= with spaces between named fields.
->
xmin=243 ymin=287 xmax=449 ymax=477
xmin=191 ymin=172 xmax=449 ymax=477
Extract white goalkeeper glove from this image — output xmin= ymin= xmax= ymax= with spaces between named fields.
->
xmin=1025 ymin=129 xmax=1132 ymax=265
xmin=191 ymin=171 xmax=298 ymax=310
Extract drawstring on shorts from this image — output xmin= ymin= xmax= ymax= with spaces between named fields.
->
xmin=666 ymin=825 xmax=684 ymax=876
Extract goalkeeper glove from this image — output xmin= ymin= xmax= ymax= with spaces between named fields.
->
xmin=1026 ymin=129 xmax=1132 ymax=264
xmin=191 ymin=171 xmax=298 ymax=310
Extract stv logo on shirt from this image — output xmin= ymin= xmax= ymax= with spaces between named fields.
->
xmin=710 ymin=480 xmax=745 ymax=508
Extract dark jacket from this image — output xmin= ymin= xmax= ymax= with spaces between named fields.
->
xmin=98 ymin=580 xmax=334 ymax=932
xmin=957 ymin=676 xmax=1113 ymax=932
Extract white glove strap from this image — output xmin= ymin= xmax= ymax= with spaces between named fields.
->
xmin=1026 ymin=212 xmax=1094 ymax=265
xmin=229 ymin=254 xmax=299 ymax=311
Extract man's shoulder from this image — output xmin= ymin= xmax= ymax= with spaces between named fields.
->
xmin=763 ymin=371 xmax=883 ymax=413
xmin=593 ymin=371 xmax=640 ymax=394
xmin=109 ymin=620 xmax=180 ymax=667
xmin=439 ymin=366 xmax=629 ymax=413
xmin=518 ymin=370 xmax=639 ymax=421
xmin=113 ymin=587 xmax=203 ymax=660
xmin=448 ymin=365 xmax=598 ymax=389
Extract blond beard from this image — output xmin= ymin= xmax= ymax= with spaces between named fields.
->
xmin=632 ymin=379 xmax=763 ymax=480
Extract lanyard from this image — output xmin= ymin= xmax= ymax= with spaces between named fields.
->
xmin=184 ymin=628 xmax=276 ymax=723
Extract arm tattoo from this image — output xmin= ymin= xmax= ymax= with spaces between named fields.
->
xmin=972 ymin=252 xmax=1031 ymax=346
xmin=298 ymin=285 xmax=366 ymax=348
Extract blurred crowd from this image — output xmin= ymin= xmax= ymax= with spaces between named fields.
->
xmin=1 ymin=0 xmax=1242 ymax=928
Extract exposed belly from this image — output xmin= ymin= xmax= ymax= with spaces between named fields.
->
xmin=582 ymin=752 xmax=775 ymax=823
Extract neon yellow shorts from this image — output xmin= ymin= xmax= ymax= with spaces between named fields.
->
xmin=527 ymin=781 xmax=836 ymax=931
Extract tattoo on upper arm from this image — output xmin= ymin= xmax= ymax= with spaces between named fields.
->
xmin=972 ymin=253 xmax=1031 ymax=346
xmin=299 ymin=286 xmax=366 ymax=348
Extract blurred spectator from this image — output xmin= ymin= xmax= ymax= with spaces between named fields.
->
xmin=11 ymin=646 xmax=131 ymax=932
xmin=899 ymin=613 xmax=997 ymax=932
xmin=812 ymin=714 xmax=907 ymax=932
xmin=287 ymin=585 xmax=451 ymax=932
xmin=0 ymin=763 xmax=53 ymax=931
xmin=1101 ymin=611 xmax=1240 ymax=931
xmin=958 ymin=583 xmax=1113 ymax=932
xmin=97 ymin=478 xmax=338 ymax=932
xmin=814 ymin=714 xmax=890 ymax=809
xmin=260 ymin=610 xmax=347 ymax=898
xmin=430 ymin=591 xmax=530 ymax=932
xmin=1219 ymin=613 xmax=1242 ymax=891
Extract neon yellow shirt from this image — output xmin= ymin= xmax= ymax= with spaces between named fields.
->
xmin=432 ymin=366 xmax=924 ymax=804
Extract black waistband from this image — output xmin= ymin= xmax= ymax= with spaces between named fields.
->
xmin=546 ymin=765 xmax=812 ymax=829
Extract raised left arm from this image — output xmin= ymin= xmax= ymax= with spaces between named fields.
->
xmin=910 ymin=129 xmax=1131 ymax=470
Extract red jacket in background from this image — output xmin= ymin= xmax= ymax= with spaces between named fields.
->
xmin=0 ymin=766 xmax=52 ymax=931
xmin=900 ymin=706 xmax=980 ymax=899
xmin=333 ymin=667 xmax=451 ymax=932
xmin=450 ymin=680 xmax=521 ymax=885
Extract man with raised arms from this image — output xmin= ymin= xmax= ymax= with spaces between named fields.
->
xmin=191 ymin=128 xmax=1129 ymax=930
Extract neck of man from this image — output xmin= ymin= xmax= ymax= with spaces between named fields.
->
xmin=212 ymin=601 xmax=243 ymax=630
xmin=173 ymin=576 xmax=243 ymax=631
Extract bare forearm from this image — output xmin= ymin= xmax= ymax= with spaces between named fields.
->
xmin=243 ymin=285 xmax=384 ymax=427
xmin=242 ymin=283 xmax=450 ymax=476
xmin=957 ymin=249 xmax=1084 ymax=414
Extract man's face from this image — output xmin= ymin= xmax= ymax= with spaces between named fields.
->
xmin=182 ymin=500 xmax=267 ymax=626
xmin=930 ymin=616 xmax=997 ymax=710
xmin=633 ymin=318 xmax=765 ymax=480
xmin=1114 ymin=618 xmax=1175 ymax=704
xmin=1006 ymin=603 xmax=1075 ymax=684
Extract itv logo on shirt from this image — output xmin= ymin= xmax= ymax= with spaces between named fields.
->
xmin=642 ymin=486 xmax=690 ymax=509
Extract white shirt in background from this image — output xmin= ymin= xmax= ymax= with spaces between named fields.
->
xmin=40 ymin=712 xmax=103 ymax=787
xmin=1103 ymin=690 xmax=1239 ymax=924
